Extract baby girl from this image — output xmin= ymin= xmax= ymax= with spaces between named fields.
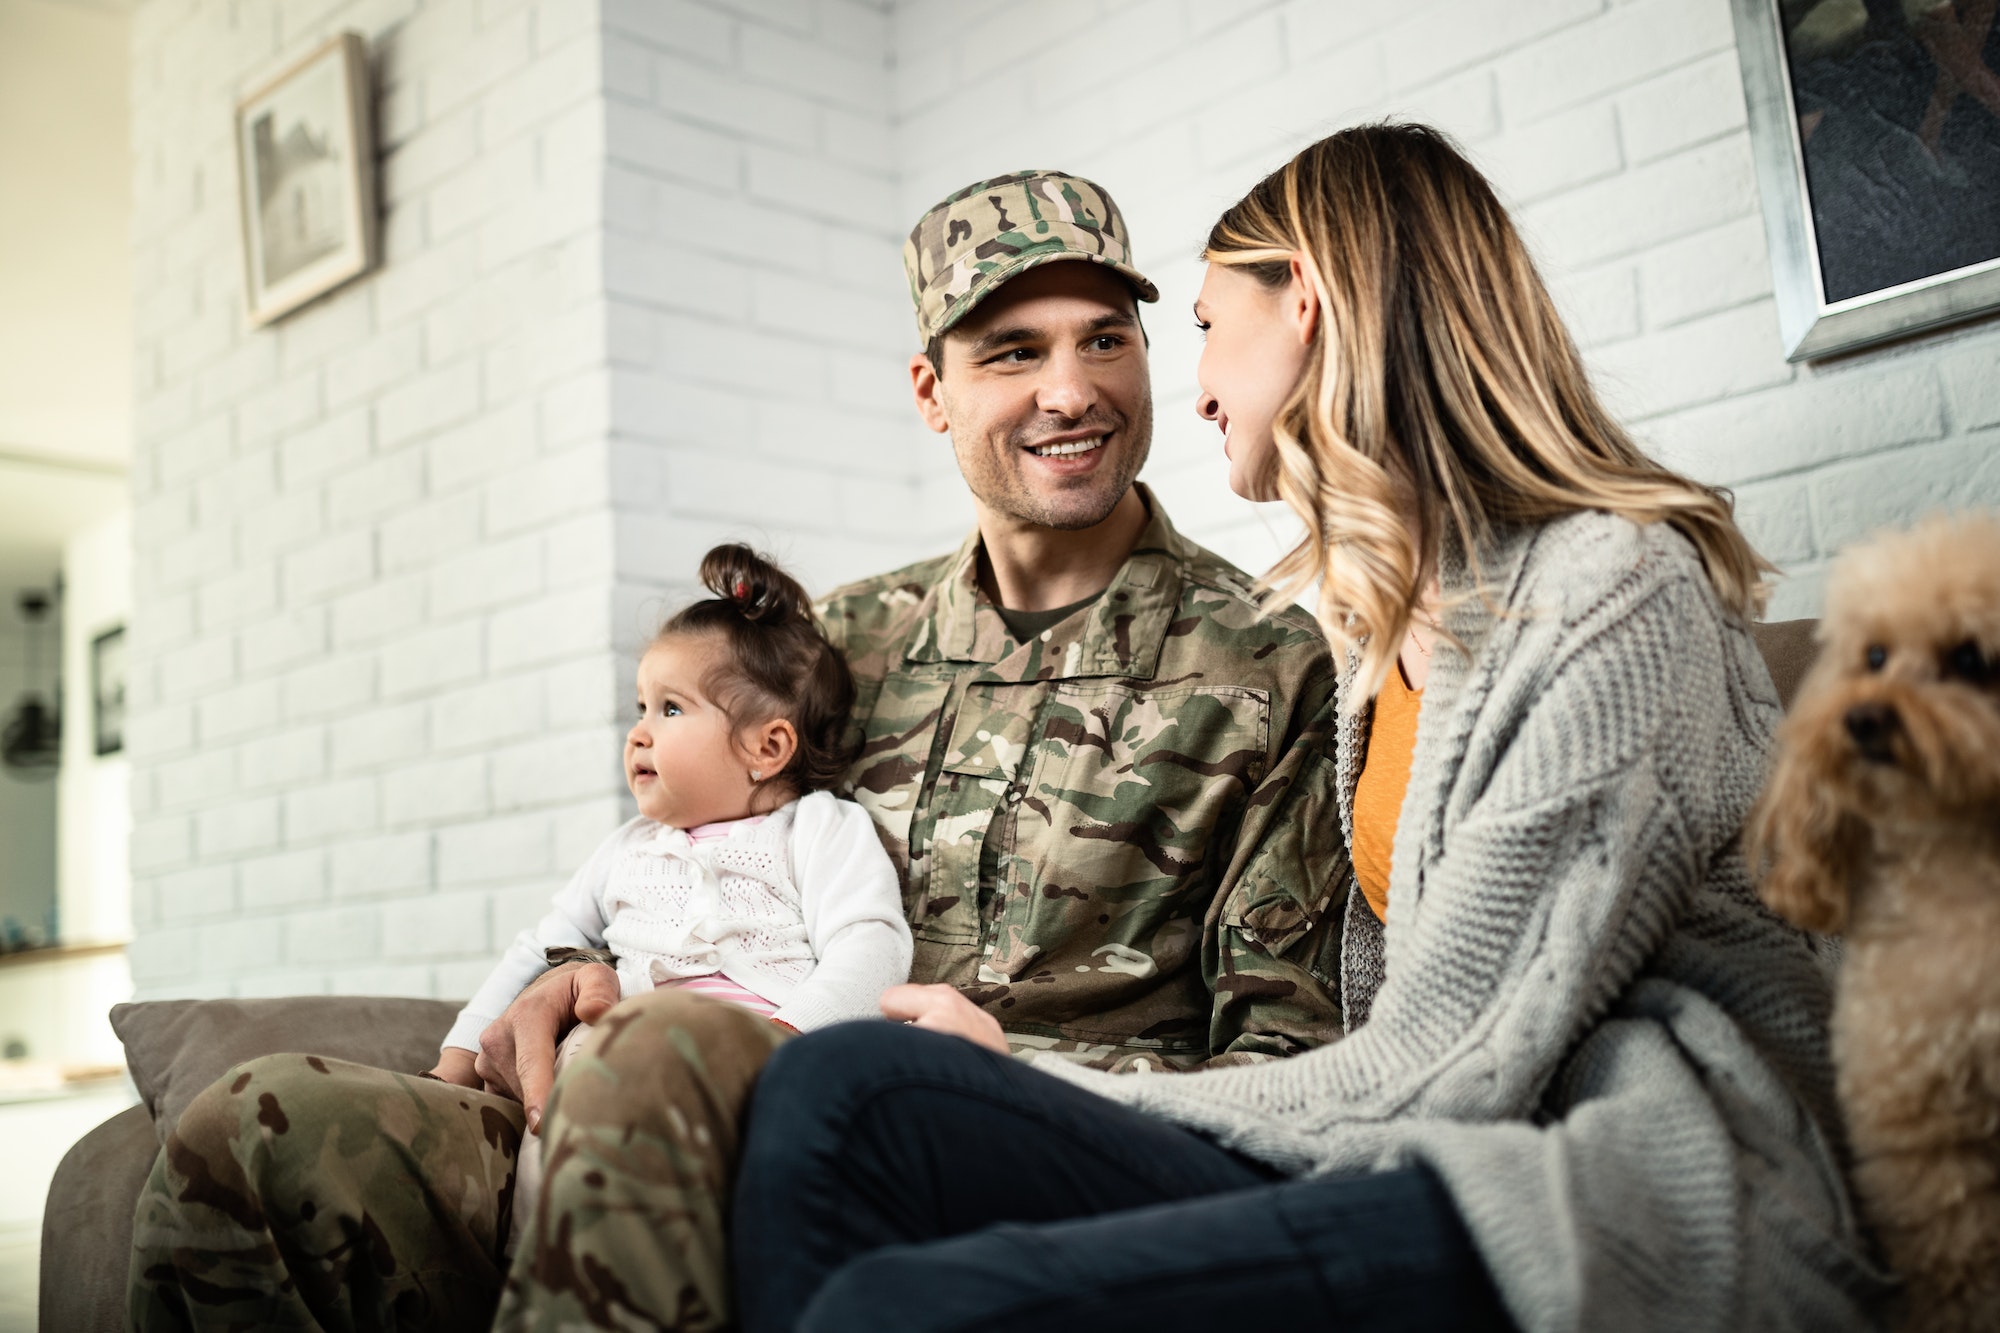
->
xmin=429 ymin=543 xmax=912 ymax=1245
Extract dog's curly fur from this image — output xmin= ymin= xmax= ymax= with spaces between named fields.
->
xmin=1748 ymin=513 xmax=2000 ymax=1333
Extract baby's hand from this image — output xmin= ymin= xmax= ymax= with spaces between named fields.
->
xmin=880 ymin=984 xmax=1009 ymax=1054
xmin=425 ymin=1046 xmax=481 ymax=1087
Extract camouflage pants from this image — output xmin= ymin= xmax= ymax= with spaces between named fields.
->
xmin=127 ymin=990 xmax=789 ymax=1332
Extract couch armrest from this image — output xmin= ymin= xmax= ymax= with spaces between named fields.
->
xmin=41 ymin=1103 xmax=157 ymax=1333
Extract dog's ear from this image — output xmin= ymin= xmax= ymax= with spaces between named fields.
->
xmin=1746 ymin=748 xmax=1863 ymax=936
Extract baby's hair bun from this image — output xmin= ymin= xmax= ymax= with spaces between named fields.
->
xmin=699 ymin=543 xmax=812 ymax=626
xmin=662 ymin=543 xmax=856 ymax=794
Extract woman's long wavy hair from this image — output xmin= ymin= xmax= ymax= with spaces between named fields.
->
xmin=1206 ymin=122 xmax=1771 ymax=705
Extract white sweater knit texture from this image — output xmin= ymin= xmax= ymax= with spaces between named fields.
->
xmin=1035 ymin=512 xmax=1888 ymax=1333
xmin=445 ymin=791 xmax=912 ymax=1046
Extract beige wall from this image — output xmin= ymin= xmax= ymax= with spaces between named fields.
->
xmin=0 ymin=0 xmax=133 ymax=468
xmin=0 ymin=6 xmax=133 ymax=1063
xmin=0 ymin=0 xmax=131 ymax=614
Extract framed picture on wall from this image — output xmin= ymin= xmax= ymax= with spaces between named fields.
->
xmin=91 ymin=625 xmax=125 ymax=757
xmin=1731 ymin=0 xmax=2000 ymax=360
xmin=234 ymin=31 xmax=378 ymax=327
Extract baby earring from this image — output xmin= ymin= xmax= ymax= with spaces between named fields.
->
xmin=750 ymin=769 xmax=762 ymax=782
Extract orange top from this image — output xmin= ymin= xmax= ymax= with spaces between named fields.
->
xmin=1351 ymin=660 xmax=1423 ymax=923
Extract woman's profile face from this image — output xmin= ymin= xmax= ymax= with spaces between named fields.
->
xmin=1193 ymin=262 xmax=1315 ymax=503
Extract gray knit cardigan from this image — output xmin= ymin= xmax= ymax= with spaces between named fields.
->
xmin=1037 ymin=511 xmax=1890 ymax=1333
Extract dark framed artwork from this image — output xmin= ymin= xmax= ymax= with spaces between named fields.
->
xmin=1732 ymin=0 xmax=2000 ymax=360
xmin=91 ymin=625 xmax=125 ymax=757
xmin=234 ymin=32 xmax=378 ymax=327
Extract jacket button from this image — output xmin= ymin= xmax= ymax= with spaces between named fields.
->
xmin=1005 ymin=786 xmax=1024 ymax=804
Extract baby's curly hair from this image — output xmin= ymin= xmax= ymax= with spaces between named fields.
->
xmin=660 ymin=544 xmax=856 ymax=793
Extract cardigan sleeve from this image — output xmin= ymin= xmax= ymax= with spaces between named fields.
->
xmin=1038 ymin=568 xmax=1742 ymax=1132
xmin=772 ymin=792 xmax=914 ymax=1032
xmin=439 ymin=817 xmax=639 ymax=1054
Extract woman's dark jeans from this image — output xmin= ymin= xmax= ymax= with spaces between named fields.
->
xmin=731 ymin=1022 xmax=1514 ymax=1333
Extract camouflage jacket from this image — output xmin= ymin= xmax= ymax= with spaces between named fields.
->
xmin=819 ymin=490 xmax=1352 ymax=1071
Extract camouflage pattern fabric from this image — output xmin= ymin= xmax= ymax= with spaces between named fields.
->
xmin=820 ymin=485 xmax=1352 ymax=1072
xmin=127 ymin=1053 xmax=523 ymax=1331
xmin=128 ymin=991 xmax=786 ymax=1333
xmin=903 ymin=169 xmax=1160 ymax=344
xmin=493 ymin=990 xmax=786 ymax=1332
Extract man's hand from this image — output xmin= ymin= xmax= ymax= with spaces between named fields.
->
xmin=474 ymin=961 xmax=620 ymax=1133
xmin=879 ymin=984 xmax=1009 ymax=1054
xmin=426 ymin=1046 xmax=481 ymax=1087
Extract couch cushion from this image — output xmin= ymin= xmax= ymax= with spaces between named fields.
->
xmin=1750 ymin=618 xmax=1819 ymax=712
xmin=111 ymin=996 xmax=461 ymax=1143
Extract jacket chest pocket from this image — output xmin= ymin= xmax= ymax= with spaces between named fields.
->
xmin=1000 ymin=684 xmax=1271 ymax=973
xmin=919 ymin=686 xmax=1041 ymax=943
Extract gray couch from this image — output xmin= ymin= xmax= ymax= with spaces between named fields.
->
xmin=39 ymin=620 xmax=1824 ymax=1332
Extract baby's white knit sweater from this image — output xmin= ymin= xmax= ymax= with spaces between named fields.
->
xmin=445 ymin=791 xmax=912 ymax=1046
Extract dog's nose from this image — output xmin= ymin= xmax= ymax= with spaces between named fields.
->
xmin=1844 ymin=702 xmax=1900 ymax=764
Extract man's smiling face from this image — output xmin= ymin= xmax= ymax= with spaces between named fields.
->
xmin=920 ymin=262 xmax=1154 ymax=532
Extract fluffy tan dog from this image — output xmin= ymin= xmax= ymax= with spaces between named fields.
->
xmin=1750 ymin=513 xmax=2000 ymax=1333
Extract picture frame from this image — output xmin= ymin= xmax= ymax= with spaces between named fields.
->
xmin=1730 ymin=0 xmax=2000 ymax=361
xmin=91 ymin=625 xmax=125 ymax=758
xmin=234 ymin=31 xmax=378 ymax=328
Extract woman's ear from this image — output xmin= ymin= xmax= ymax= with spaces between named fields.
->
xmin=1287 ymin=251 xmax=1323 ymax=347
xmin=742 ymin=717 xmax=799 ymax=784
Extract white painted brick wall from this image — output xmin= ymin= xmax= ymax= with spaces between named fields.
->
xmin=127 ymin=0 xmax=624 ymax=1000
xmin=600 ymin=0 xmax=940 ymax=666
xmin=127 ymin=0 xmax=2000 ymax=1004
xmin=891 ymin=0 xmax=2000 ymax=616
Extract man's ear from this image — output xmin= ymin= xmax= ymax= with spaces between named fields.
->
xmin=910 ymin=352 xmax=951 ymax=434
xmin=741 ymin=717 xmax=798 ymax=781
xmin=1286 ymin=252 xmax=1323 ymax=347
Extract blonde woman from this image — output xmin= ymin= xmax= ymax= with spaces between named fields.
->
xmin=727 ymin=125 xmax=1885 ymax=1333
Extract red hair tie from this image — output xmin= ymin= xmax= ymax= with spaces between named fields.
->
xmin=733 ymin=579 xmax=749 ymax=600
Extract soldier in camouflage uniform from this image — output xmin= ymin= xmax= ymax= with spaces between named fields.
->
xmin=822 ymin=492 xmax=1348 ymax=1068
xmin=127 ymin=170 xmax=1350 ymax=1332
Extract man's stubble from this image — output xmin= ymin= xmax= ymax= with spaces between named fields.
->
xmin=947 ymin=391 xmax=1156 ymax=533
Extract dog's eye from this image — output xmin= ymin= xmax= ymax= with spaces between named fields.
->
xmin=1865 ymin=644 xmax=1887 ymax=672
xmin=1945 ymin=640 xmax=1988 ymax=682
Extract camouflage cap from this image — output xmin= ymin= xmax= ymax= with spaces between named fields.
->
xmin=903 ymin=170 xmax=1159 ymax=346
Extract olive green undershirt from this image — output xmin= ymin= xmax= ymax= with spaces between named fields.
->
xmin=995 ymin=592 xmax=1104 ymax=645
